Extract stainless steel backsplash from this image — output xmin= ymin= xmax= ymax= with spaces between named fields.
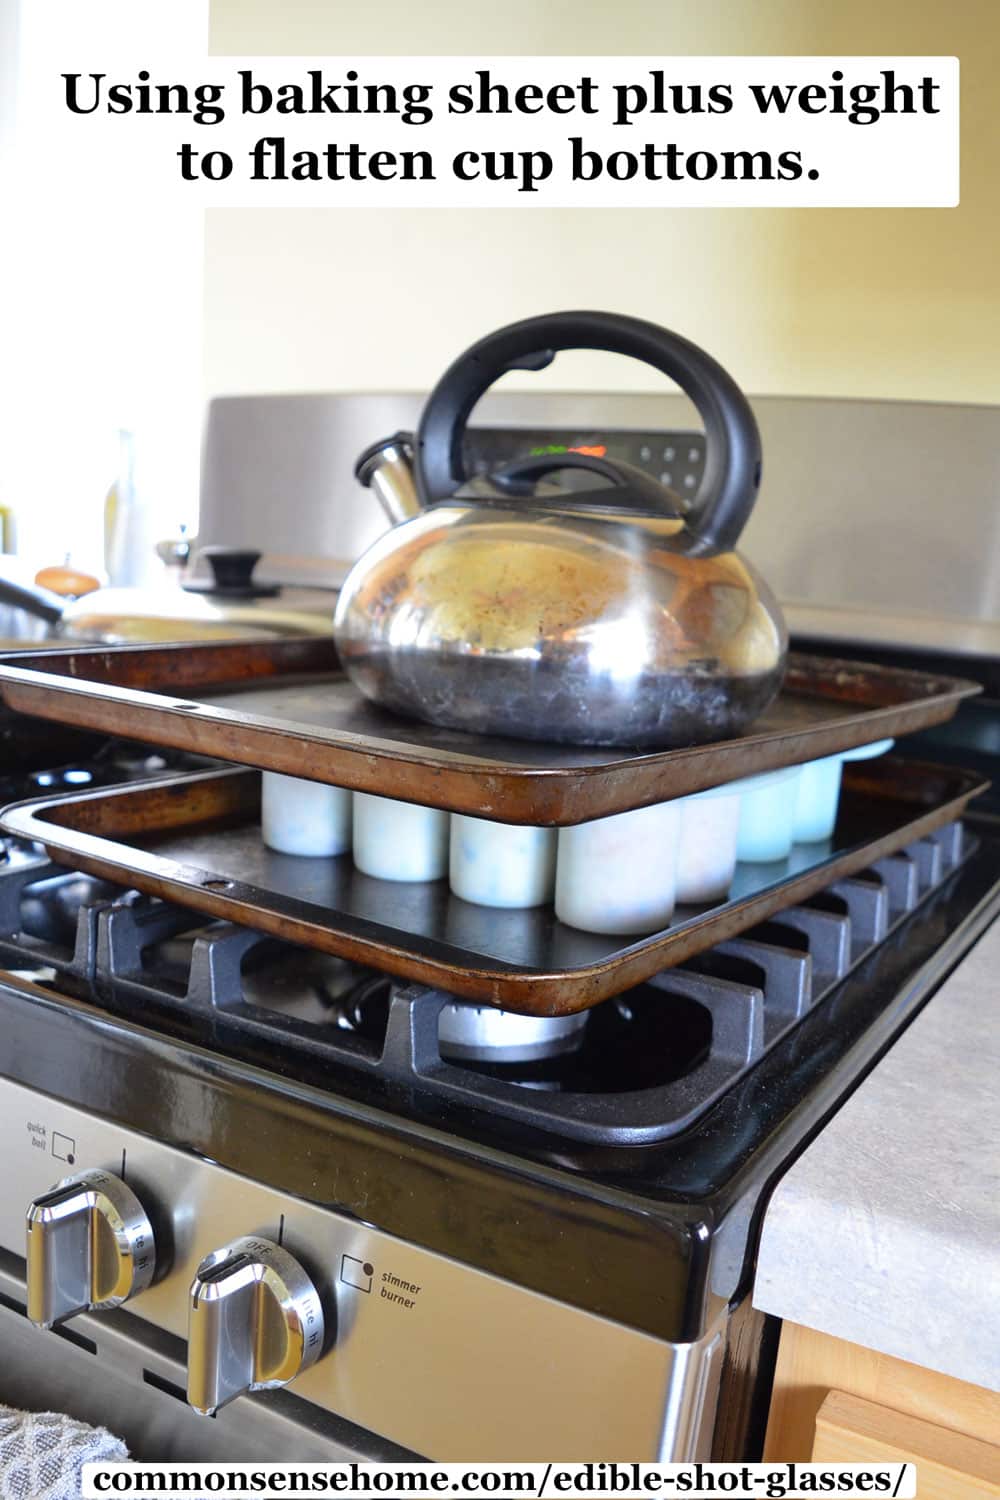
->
xmin=198 ymin=392 xmax=1000 ymax=650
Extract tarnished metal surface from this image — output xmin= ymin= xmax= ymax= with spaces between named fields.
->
xmin=334 ymin=309 xmax=782 ymax=748
xmin=0 ymin=759 xmax=987 ymax=1015
xmin=333 ymin=502 xmax=787 ymax=748
xmin=0 ymin=640 xmax=980 ymax=826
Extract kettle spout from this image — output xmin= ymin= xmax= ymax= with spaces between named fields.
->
xmin=355 ymin=432 xmax=423 ymax=525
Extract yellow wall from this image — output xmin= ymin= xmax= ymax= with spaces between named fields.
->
xmin=205 ymin=0 xmax=1000 ymax=402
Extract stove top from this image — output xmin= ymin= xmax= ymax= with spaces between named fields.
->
xmin=0 ymin=730 xmax=997 ymax=1463
xmin=1 ymin=793 xmax=997 ymax=1345
xmin=0 ymin=819 xmax=974 ymax=1148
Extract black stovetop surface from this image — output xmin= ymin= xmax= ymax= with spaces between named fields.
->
xmin=1 ymin=790 xmax=997 ymax=1347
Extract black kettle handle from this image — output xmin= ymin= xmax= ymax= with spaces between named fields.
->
xmin=415 ymin=310 xmax=761 ymax=556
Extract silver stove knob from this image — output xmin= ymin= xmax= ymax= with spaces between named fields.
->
xmin=25 ymin=1168 xmax=156 ymax=1328
xmin=187 ymin=1235 xmax=324 ymax=1416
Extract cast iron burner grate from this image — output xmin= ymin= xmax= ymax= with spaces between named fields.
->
xmin=0 ymin=821 xmax=969 ymax=1144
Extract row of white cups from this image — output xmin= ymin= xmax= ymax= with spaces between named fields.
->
xmin=260 ymin=736 xmax=892 ymax=937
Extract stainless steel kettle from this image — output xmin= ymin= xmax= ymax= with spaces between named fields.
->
xmin=333 ymin=311 xmax=787 ymax=749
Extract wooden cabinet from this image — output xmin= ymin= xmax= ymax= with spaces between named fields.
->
xmin=764 ymin=1322 xmax=1000 ymax=1499
xmin=812 ymin=1391 xmax=1000 ymax=1500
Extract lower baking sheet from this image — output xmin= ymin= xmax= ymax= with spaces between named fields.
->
xmin=0 ymin=759 xmax=986 ymax=1014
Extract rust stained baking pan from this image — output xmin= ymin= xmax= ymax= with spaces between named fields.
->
xmin=0 ymin=639 xmax=981 ymax=825
xmin=0 ymin=757 xmax=986 ymax=1014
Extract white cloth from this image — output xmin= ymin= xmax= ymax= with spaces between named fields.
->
xmin=0 ymin=1405 xmax=130 ymax=1500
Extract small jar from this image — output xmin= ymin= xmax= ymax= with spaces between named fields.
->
xmin=450 ymin=815 xmax=557 ymax=909
xmin=261 ymin=772 xmax=352 ymax=857
xmin=676 ymin=782 xmax=743 ymax=903
xmin=555 ymin=802 xmax=679 ymax=935
xmin=734 ymin=767 xmax=802 ymax=864
xmin=353 ymin=792 xmax=450 ymax=882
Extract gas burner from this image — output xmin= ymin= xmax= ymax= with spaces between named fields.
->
xmin=438 ymin=1004 xmax=589 ymax=1064
xmin=219 ymin=943 xmax=387 ymax=1033
xmin=0 ymin=742 xmax=206 ymax=811
xmin=0 ymin=820 xmax=975 ymax=1144
xmin=20 ymin=871 xmax=121 ymax=947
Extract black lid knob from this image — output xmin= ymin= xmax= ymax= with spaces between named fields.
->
xmin=183 ymin=547 xmax=280 ymax=598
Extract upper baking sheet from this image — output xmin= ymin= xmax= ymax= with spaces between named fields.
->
xmin=0 ymin=639 xmax=980 ymax=825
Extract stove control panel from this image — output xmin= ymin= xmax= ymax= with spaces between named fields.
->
xmin=25 ymin=1168 xmax=156 ymax=1328
xmin=188 ymin=1236 xmax=325 ymax=1415
xmin=2 ymin=1078 xmax=707 ymax=1459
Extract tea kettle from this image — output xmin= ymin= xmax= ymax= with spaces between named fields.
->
xmin=333 ymin=311 xmax=787 ymax=749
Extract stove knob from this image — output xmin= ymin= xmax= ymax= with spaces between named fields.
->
xmin=25 ymin=1168 xmax=156 ymax=1328
xmin=187 ymin=1236 xmax=325 ymax=1416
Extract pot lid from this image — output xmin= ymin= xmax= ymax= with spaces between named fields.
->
xmin=61 ymin=584 xmax=334 ymax=645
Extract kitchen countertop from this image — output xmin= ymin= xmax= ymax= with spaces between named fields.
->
xmin=753 ymin=916 xmax=1000 ymax=1393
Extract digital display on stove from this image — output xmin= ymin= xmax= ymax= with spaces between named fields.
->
xmin=463 ymin=426 xmax=706 ymax=493
xmin=527 ymin=442 xmax=608 ymax=458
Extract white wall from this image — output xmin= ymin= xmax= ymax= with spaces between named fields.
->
xmin=204 ymin=0 xmax=1000 ymax=404
xmin=0 ymin=0 xmax=18 ymax=166
xmin=2 ymin=0 xmax=207 ymax=577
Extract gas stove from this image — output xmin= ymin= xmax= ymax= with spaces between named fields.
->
xmin=0 ymin=386 xmax=980 ymax=1463
xmin=0 ymin=735 xmax=997 ymax=1463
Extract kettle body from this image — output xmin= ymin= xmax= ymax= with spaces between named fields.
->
xmin=334 ymin=312 xmax=787 ymax=749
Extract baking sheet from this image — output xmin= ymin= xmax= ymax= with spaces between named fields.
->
xmin=0 ymin=639 xmax=980 ymax=825
xmin=1 ymin=757 xmax=986 ymax=1014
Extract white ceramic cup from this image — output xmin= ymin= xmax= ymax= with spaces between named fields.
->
xmin=555 ymin=802 xmax=680 ymax=935
xmin=450 ymin=815 xmax=557 ymax=909
xmin=793 ymin=737 xmax=895 ymax=843
xmin=676 ymin=782 xmax=743 ymax=903
xmin=353 ymin=792 xmax=450 ymax=882
xmin=260 ymin=772 xmax=353 ymax=857
xmin=734 ymin=767 xmax=802 ymax=863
